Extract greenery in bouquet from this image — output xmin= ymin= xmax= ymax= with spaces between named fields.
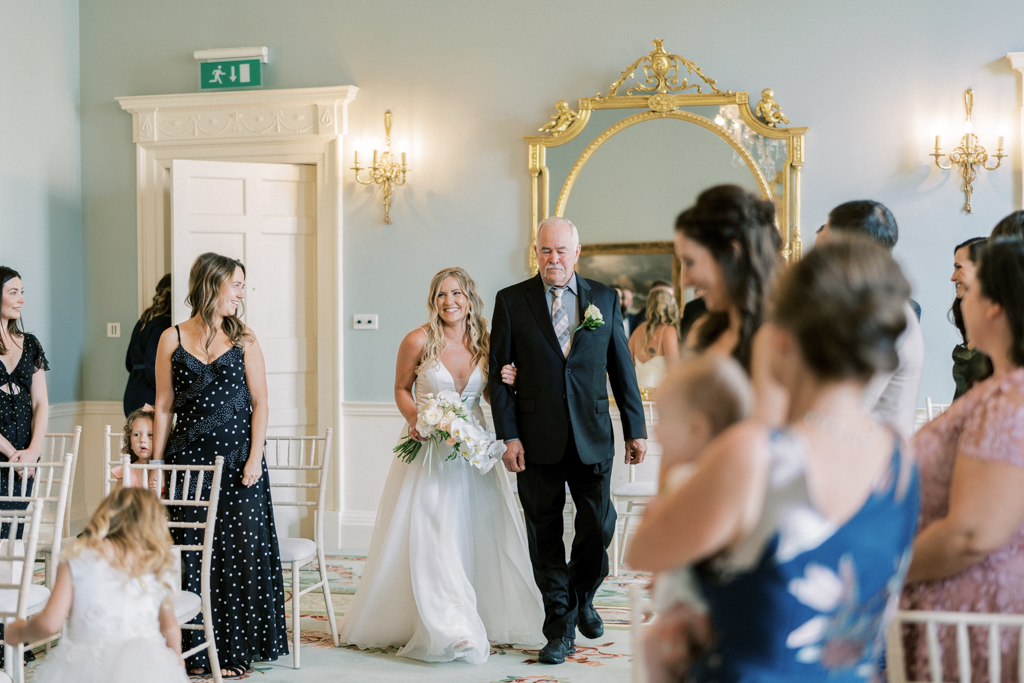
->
xmin=393 ymin=390 xmax=506 ymax=472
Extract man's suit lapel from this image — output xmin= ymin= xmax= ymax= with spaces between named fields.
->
xmin=570 ymin=276 xmax=592 ymax=352
xmin=526 ymin=275 xmax=566 ymax=358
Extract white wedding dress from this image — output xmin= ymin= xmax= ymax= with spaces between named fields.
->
xmin=341 ymin=361 xmax=545 ymax=664
xmin=32 ymin=549 xmax=188 ymax=683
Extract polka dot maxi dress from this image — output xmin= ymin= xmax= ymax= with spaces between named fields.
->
xmin=0 ymin=333 xmax=46 ymax=511
xmin=167 ymin=326 xmax=288 ymax=671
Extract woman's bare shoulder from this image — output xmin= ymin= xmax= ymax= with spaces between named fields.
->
xmin=399 ymin=327 xmax=428 ymax=354
xmin=701 ymin=422 xmax=771 ymax=473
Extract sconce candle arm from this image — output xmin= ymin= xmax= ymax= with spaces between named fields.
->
xmin=930 ymin=89 xmax=1005 ymax=213
xmin=351 ymin=110 xmax=410 ymax=224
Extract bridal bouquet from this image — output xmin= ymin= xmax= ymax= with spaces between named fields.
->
xmin=394 ymin=390 xmax=505 ymax=473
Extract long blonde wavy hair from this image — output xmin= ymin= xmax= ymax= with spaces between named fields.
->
xmin=62 ymin=488 xmax=176 ymax=607
xmin=418 ymin=267 xmax=489 ymax=378
xmin=643 ymin=288 xmax=680 ymax=349
xmin=185 ymin=253 xmax=253 ymax=357
xmin=140 ymin=273 xmax=171 ymax=326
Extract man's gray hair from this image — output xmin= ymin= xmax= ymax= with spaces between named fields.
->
xmin=536 ymin=216 xmax=580 ymax=247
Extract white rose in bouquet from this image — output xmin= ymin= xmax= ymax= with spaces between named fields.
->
xmin=439 ymin=410 xmax=458 ymax=433
xmin=422 ymin=404 xmax=444 ymax=427
xmin=415 ymin=415 xmax=434 ymax=438
xmin=436 ymin=389 xmax=461 ymax=405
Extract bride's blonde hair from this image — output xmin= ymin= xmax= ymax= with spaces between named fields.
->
xmin=62 ymin=488 xmax=176 ymax=607
xmin=418 ymin=267 xmax=489 ymax=378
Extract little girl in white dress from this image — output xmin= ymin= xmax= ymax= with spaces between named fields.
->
xmin=6 ymin=487 xmax=187 ymax=683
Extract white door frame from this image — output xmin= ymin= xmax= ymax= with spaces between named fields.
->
xmin=117 ymin=86 xmax=358 ymax=547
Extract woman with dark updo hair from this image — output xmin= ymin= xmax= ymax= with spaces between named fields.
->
xmin=123 ymin=273 xmax=171 ymax=416
xmin=902 ymin=237 xmax=1024 ymax=681
xmin=948 ymin=237 xmax=991 ymax=399
xmin=673 ymin=185 xmax=782 ymax=371
xmin=629 ymin=234 xmax=919 ymax=682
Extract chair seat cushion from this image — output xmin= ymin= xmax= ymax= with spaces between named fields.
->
xmin=0 ymin=584 xmax=50 ymax=615
xmin=612 ymin=480 xmax=658 ymax=498
xmin=174 ymin=590 xmax=201 ymax=623
xmin=278 ymin=537 xmax=317 ymax=564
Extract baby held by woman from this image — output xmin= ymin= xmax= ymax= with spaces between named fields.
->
xmin=643 ymin=355 xmax=752 ymax=683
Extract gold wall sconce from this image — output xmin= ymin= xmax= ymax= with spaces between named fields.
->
xmin=931 ymin=89 xmax=1006 ymax=213
xmin=352 ymin=110 xmax=409 ymax=224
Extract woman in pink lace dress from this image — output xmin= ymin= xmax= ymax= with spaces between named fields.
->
xmin=901 ymin=237 xmax=1024 ymax=682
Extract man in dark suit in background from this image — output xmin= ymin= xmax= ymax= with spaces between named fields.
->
xmin=489 ymin=217 xmax=648 ymax=664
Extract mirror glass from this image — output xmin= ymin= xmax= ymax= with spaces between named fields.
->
xmin=551 ymin=108 xmax=766 ymax=244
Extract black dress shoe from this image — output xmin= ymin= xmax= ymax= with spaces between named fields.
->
xmin=577 ymin=602 xmax=604 ymax=639
xmin=538 ymin=636 xmax=575 ymax=664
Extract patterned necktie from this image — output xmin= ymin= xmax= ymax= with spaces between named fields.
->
xmin=550 ymin=286 xmax=571 ymax=357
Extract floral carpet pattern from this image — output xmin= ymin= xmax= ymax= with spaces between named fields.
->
xmin=23 ymin=554 xmax=649 ymax=682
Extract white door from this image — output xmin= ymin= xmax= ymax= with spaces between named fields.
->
xmin=170 ymin=159 xmax=317 ymax=436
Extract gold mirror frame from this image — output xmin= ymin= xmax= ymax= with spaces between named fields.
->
xmin=525 ymin=39 xmax=807 ymax=273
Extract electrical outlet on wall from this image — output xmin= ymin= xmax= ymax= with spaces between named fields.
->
xmin=107 ymin=322 xmax=121 ymax=338
xmin=353 ymin=314 xmax=378 ymax=330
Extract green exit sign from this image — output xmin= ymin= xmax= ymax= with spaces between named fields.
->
xmin=199 ymin=59 xmax=262 ymax=90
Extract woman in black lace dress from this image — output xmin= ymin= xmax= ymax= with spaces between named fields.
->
xmin=0 ymin=267 xmax=48 ymax=506
xmin=150 ymin=253 xmax=287 ymax=679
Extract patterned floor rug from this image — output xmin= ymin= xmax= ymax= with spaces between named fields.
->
xmin=24 ymin=555 xmax=652 ymax=683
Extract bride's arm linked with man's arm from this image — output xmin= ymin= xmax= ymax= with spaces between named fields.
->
xmin=488 ymin=289 xmax=526 ymax=472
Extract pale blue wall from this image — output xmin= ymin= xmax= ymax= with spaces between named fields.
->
xmin=0 ymin=0 xmax=83 ymax=403
xmin=77 ymin=0 xmax=1024 ymax=404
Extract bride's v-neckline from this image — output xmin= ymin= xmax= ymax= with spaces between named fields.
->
xmin=437 ymin=361 xmax=476 ymax=397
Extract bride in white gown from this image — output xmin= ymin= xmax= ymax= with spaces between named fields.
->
xmin=628 ymin=288 xmax=680 ymax=391
xmin=341 ymin=267 xmax=545 ymax=664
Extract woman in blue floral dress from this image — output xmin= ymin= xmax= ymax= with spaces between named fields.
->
xmin=629 ymin=235 xmax=920 ymax=682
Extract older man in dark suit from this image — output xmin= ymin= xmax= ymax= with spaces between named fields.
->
xmin=489 ymin=217 xmax=647 ymax=664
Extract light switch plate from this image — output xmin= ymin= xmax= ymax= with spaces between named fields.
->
xmin=353 ymin=314 xmax=378 ymax=330
xmin=107 ymin=322 xmax=121 ymax=338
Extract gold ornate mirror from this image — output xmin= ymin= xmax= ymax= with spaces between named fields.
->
xmin=526 ymin=39 xmax=807 ymax=299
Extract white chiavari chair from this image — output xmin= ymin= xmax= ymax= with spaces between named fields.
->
xmin=41 ymin=427 xmax=81 ymax=536
xmin=39 ymin=431 xmax=80 ymax=591
xmin=886 ymin=609 xmax=1024 ymax=683
xmin=265 ymin=430 xmax=338 ymax=668
xmin=925 ymin=397 xmax=951 ymax=422
xmin=0 ymin=504 xmax=47 ymax=683
xmin=124 ymin=455 xmax=224 ymax=683
xmin=629 ymin=583 xmax=654 ymax=683
xmin=611 ymin=464 xmax=657 ymax=577
xmin=0 ymin=458 xmax=73 ymax=589
xmin=610 ymin=400 xmax=661 ymax=576
xmin=102 ymin=424 xmax=128 ymax=496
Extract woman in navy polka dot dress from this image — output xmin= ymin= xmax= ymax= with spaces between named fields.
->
xmin=150 ymin=253 xmax=288 ymax=679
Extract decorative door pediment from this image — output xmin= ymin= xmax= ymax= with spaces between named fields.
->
xmin=117 ymin=86 xmax=358 ymax=145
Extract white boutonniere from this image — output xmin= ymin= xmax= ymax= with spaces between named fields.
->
xmin=575 ymin=303 xmax=605 ymax=332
